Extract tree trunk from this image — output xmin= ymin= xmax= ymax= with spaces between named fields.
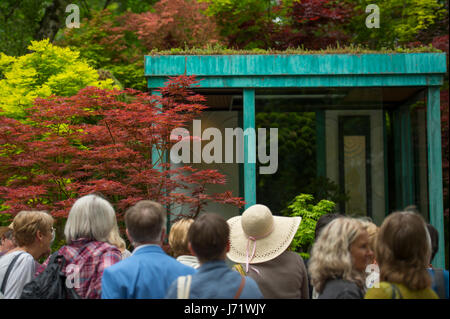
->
xmin=34 ymin=0 xmax=70 ymax=42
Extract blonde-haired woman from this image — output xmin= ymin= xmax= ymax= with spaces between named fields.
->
xmin=309 ymin=217 xmax=373 ymax=299
xmin=37 ymin=194 xmax=121 ymax=299
xmin=360 ymin=218 xmax=379 ymax=265
xmin=0 ymin=211 xmax=54 ymax=299
xmin=168 ymin=218 xmax=199 ymax=269
xmin=107 ymin=224 xmax=131 ymax=260
xmin=365 ymin=212 xmax=438 ymax=299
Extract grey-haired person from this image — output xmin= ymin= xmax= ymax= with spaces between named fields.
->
xmin=36 ymin=194 xmax=122 ymax=299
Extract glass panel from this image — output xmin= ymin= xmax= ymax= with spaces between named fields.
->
xmin=343 ymin=135 xmax=368 ymax=217
xmin=338 ymin=116 xmax=371 ymax=217
xmin=256 ymin=108 xmax=317 ymax=215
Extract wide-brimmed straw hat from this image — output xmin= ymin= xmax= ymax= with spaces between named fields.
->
xmin=227 ymin=204 xmax=301 ymax=266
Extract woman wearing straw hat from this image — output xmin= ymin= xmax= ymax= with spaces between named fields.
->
xmin=227 ymin=204 xmax=309 ymax=299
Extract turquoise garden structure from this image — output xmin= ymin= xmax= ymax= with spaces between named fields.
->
xmin=145 ymin=52 xmax=447 ymax=268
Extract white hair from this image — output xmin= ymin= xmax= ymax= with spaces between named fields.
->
xmin=64 ymin=194 xmax=116 ymax=244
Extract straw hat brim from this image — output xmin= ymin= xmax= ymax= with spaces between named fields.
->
xmin=227 ymin=215 xmax=301 ymax=264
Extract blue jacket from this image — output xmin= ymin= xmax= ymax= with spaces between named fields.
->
xmin=427 ymin=268 xmax=449 ymax=299
xmin=101 ymin=245 xmax=196 ymax=299
xmin=165 ymin=260 xmax=263 ymax=299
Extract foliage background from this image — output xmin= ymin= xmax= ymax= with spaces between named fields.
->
xmin=286 ymin=194 xmax=336 ymax=259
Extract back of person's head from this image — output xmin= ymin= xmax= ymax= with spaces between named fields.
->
xmin=12 ymin=210 xmax=53 ymax=247
xmin=64 ymin=194 xmax=116 ymax=244
xmin=188 ymin=213 xmax=229 ymax=263
xmin=169 ymin=218 xmax=194 ymax=258
xmin=426 ymin=223 xmax=439 ymax=264
xmin=376 ymin=211 xmax=431 ymax=290
xmin=315 ymin=213 xmax=343 ymax=239
xmin=309 ymin=217 xmax=366 ymax=293
xmin=125 ymin=200 xmax=166 ymax=245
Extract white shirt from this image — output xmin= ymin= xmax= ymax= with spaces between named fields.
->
xmin=176 ymin=255 xmax=200 ymax=269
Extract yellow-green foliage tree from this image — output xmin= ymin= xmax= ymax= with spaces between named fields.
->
xmin=0 ymin=39 xmax=116 ymax=119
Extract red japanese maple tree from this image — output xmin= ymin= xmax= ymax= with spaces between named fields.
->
xmin=272 ymin=0 xmax=353 ymax=50
xmin=121 ymin=0 xmax=220 ymax=51
xmin=0 ymin=76 xmax=244 ymax=221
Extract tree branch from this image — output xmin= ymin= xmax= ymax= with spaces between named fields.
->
xmin=34 ymin=0 xmax=70 ymax=42
xmin=103 ymin=0 xmax=112 ymax=10
xmin=2 ymin=0 xmax=23 ymax=23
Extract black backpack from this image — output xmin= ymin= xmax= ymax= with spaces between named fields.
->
xmin=20 ymin=252 xmax=81 ymax=299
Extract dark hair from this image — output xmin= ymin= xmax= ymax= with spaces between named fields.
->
xmin=125 ymin=200 xmax=166 ymax=244
xmin=376 ymin=212 xmax=431 ymax=290
xmin=426 ymin=223 xmax=439 ymax=263
xmin=404 ymin=205 xmax=420 ymax=214
xmin=188 ymin=213 xmax=229 ymax=262
xmin=315 ymin=213 xmax=344 ymax=239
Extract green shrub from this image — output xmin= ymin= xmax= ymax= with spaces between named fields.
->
xmin=287 ymin=194 xmax=336 ymax=260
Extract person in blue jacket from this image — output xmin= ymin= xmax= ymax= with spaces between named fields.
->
xmin=101 ymin=200 xmax=196 ymax=299
xmin=165 ymin=213 xmax=263 ymax=299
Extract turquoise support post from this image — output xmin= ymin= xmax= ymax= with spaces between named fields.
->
xmin=243 ymin=88 xmax=256 ymax=209
xmin=427 ymin=86 xmax=445 ymax=269
xmin=151 ymin=89 xmax=170 ymax=235
xmin=151 ymin=89 xmax=165 ymax=171
xmin=316 ymin=110 xmax=326 ymax=178
xmin=383 ymin=111 xmax=389 ymax=217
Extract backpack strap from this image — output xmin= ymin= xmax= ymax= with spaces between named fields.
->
xmin=1 ymin=252 xmax=25 ymax=295
xmin=433 ymin=268 xmax=445 ymax=299
xmin=177 ymin=275 xmax=192 ymax=299
xmin=233 ymin=275 xmax=246 ymax=299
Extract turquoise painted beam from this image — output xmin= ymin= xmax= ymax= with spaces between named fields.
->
xmin=148 ymin=74 xmax=443 ymax=89
xmin=427 ymin=86 xmax=445 ymax=269
xmin=243 ymin=88 xmax=256 ymax=209
xmin=145 ymin=54 xmax=447 ymax=76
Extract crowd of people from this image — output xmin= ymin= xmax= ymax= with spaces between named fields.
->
xmin=0 ymin=193 xmax=448 ymax=299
